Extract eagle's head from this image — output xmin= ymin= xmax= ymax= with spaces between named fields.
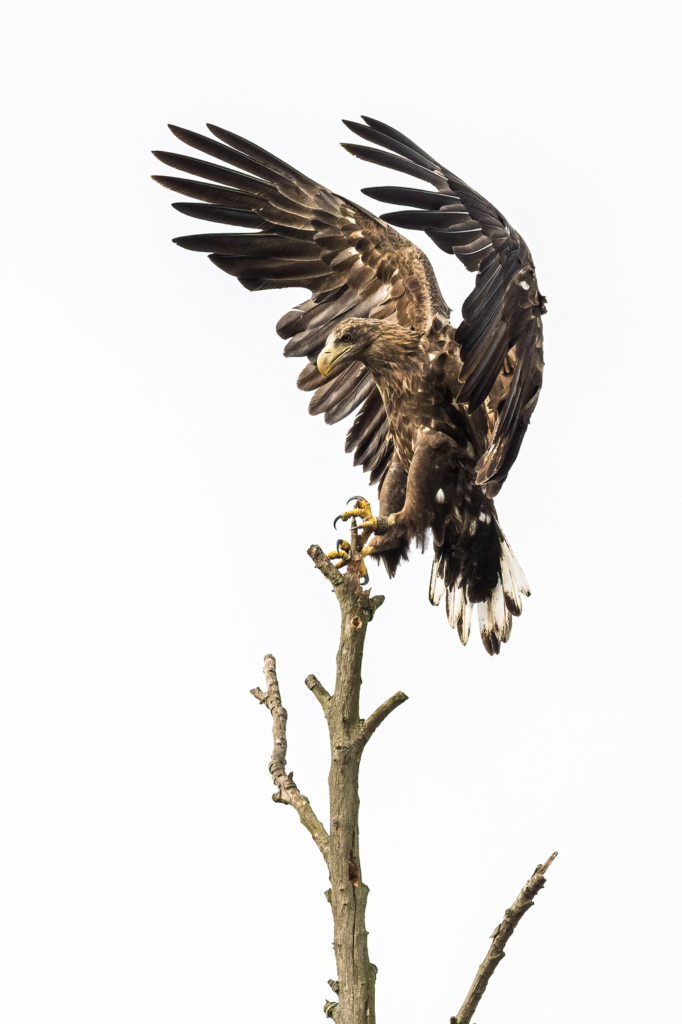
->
xmin=317 ymin=318 xmax=418 ymax=377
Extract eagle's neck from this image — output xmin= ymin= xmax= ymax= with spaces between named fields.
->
xmin=361 ymin=324 xmax=426 ymax=397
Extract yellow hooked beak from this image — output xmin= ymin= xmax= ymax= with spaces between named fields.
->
xmin=317 ymin=343 xmax=352 ymax=377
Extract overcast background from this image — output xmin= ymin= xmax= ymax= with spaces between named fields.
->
xmin=1 ymin=1 xmax=679 ymax=1021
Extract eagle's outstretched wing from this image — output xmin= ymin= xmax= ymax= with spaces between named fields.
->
xmin=152 ymin=124 xmax=450 ymax=488
xmin=343 ymin=116 xmax=545 ymax=494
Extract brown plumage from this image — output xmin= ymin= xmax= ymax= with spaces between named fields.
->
xmin=152 ymin=117 xmax=546 ymax=654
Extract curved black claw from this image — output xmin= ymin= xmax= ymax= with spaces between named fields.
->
xmin=359 ymin=573 xmax=369 ymax=586
xmin=335 ymin=495 xmax=369 ymax=529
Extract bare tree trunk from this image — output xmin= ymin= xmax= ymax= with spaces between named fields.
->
xmin=251 ymin=541 xmax=556 ymax=1024
xmin=323 ymin=552 xmax=382 ymax=1024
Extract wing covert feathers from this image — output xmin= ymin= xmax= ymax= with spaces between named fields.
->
xmin=345 ymin=116 xmax=546 ymax=490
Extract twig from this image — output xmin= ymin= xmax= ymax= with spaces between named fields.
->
xmin=451 ymin=851 xmax=558 ymax=1024
xmin=362 ymin=691 xmax=409 ymax=744
xmin=251 ymin=654 xmax=330 ymax=865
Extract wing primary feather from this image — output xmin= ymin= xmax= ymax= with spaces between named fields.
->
xmin=341 ymin=144 xmax=444 ymax=187
xmin=360 ymin=116 xmax=439 ymax=163
xmin=208 ymin=254 xmax=331 ymax=280
xmin=171 ymin=203 xmax=264 ymax=228
xmin=382 ymin=210 xmax=478 ymax=231
xmin=167 ymin=125 xmax=274 ymax=183
xmin=153 ymin=176 xmax=258 ymax=209
xmin=342 ymin=120 xmax=440 ymax=173
xmin=206 ymin=123 xmax=317 ymax=184
xmin=172 ymin=233 xmax=320 ymax=258
xmin=152 ymin=151 xmax=268 ymax=193
xmin=361 ymin=186 xmax=451 ymax=210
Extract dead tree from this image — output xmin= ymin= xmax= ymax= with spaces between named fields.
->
xmin=251 ymin=535 xmax=557 ymax=1024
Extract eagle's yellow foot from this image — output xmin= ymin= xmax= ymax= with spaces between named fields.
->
xmin=334 ymin=496 xmax=395 ymax=544
xmin=333 ymin=496 xmax=375 ymax=531
xmin=327 ymin=536 xmax=369 ymax=584
xmin=328 ymin=538 xmax=351 ymax=568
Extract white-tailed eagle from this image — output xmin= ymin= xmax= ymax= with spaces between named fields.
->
xmin=153 ymin=117 xmax=546 ymax=654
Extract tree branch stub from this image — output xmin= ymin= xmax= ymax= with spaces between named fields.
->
xmin=362 ymin=691 xmax=409 ymax=744
xmin=306 ymin=673 xmax=332 ymax=712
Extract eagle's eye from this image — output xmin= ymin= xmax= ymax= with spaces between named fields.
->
xmin=340 ymin=332 xmax=351 ymax=344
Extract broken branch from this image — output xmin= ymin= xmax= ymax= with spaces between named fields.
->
xmin=451 ymin=851 xmax=558 ymax=1024
xmin=305 ymin=673 xmax=332 ymax=712
xmin=251 ymin=654 xmax=330 ymax=865
xmin=308 ymin=544 xmax=347 ymax=589
xmin=362 ymin=691 xmax=409 ymax=744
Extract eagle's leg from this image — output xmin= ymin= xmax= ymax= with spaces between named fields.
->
xmin=362 ymin=435 xmax=455 ymax=561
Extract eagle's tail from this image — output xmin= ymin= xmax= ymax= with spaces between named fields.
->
xmin=429 ymin=517 xmax=530 ymax=655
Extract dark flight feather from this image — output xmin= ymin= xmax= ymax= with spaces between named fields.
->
xmin=171 ymin=204 xmax=264 ymax=228
xmin=361 ymin=186 xmax=453 ymax=210
xmin=342 ymin=121 xmax=441 ymax=173
xmin=152 ymin=151 xmax=268 ymax=193
xmin=360 ymin=116 xmax=438 ymax=162
xmin=173 ymin=233 xmax=320 ymax=259
xmin=340 ymin=144 xmax=444 ymax=187
xmin=168 ymin=126 xmax=273 ymax=183
xmin=153 ymin=176 xmax=257 ymax=208
xmin=207 ymin=124 xmax=318 ymax=184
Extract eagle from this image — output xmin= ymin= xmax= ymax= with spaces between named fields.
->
xmin=152 ymin=117 xmax=546 ymax=655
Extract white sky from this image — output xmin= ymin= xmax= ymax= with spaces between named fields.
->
xmin=1 ymin=1 xmax=679 ymax=1021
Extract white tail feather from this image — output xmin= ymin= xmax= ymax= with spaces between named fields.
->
xmin=499 ymin=538 xmax=530 ymax=617
xmin=459 ymin=593 xmax=473 ymax=644
xmin=502 ymin=538 xmax=530 ymax=594
xmin=429 ymin=559 xmax=445 ymax=606
xmin=444 ymin=579 xmax=472 ymax=644
xmin=478 ymin=582 xmax=513 ymax=652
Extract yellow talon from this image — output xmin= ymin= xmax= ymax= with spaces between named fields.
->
xmin=328 ymin=539 xmax=351 ymax=568
xmin=329 ymin=497 xmax=391 ymax=584
xmin=336 ymin=497 xmax=374 ymax=526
